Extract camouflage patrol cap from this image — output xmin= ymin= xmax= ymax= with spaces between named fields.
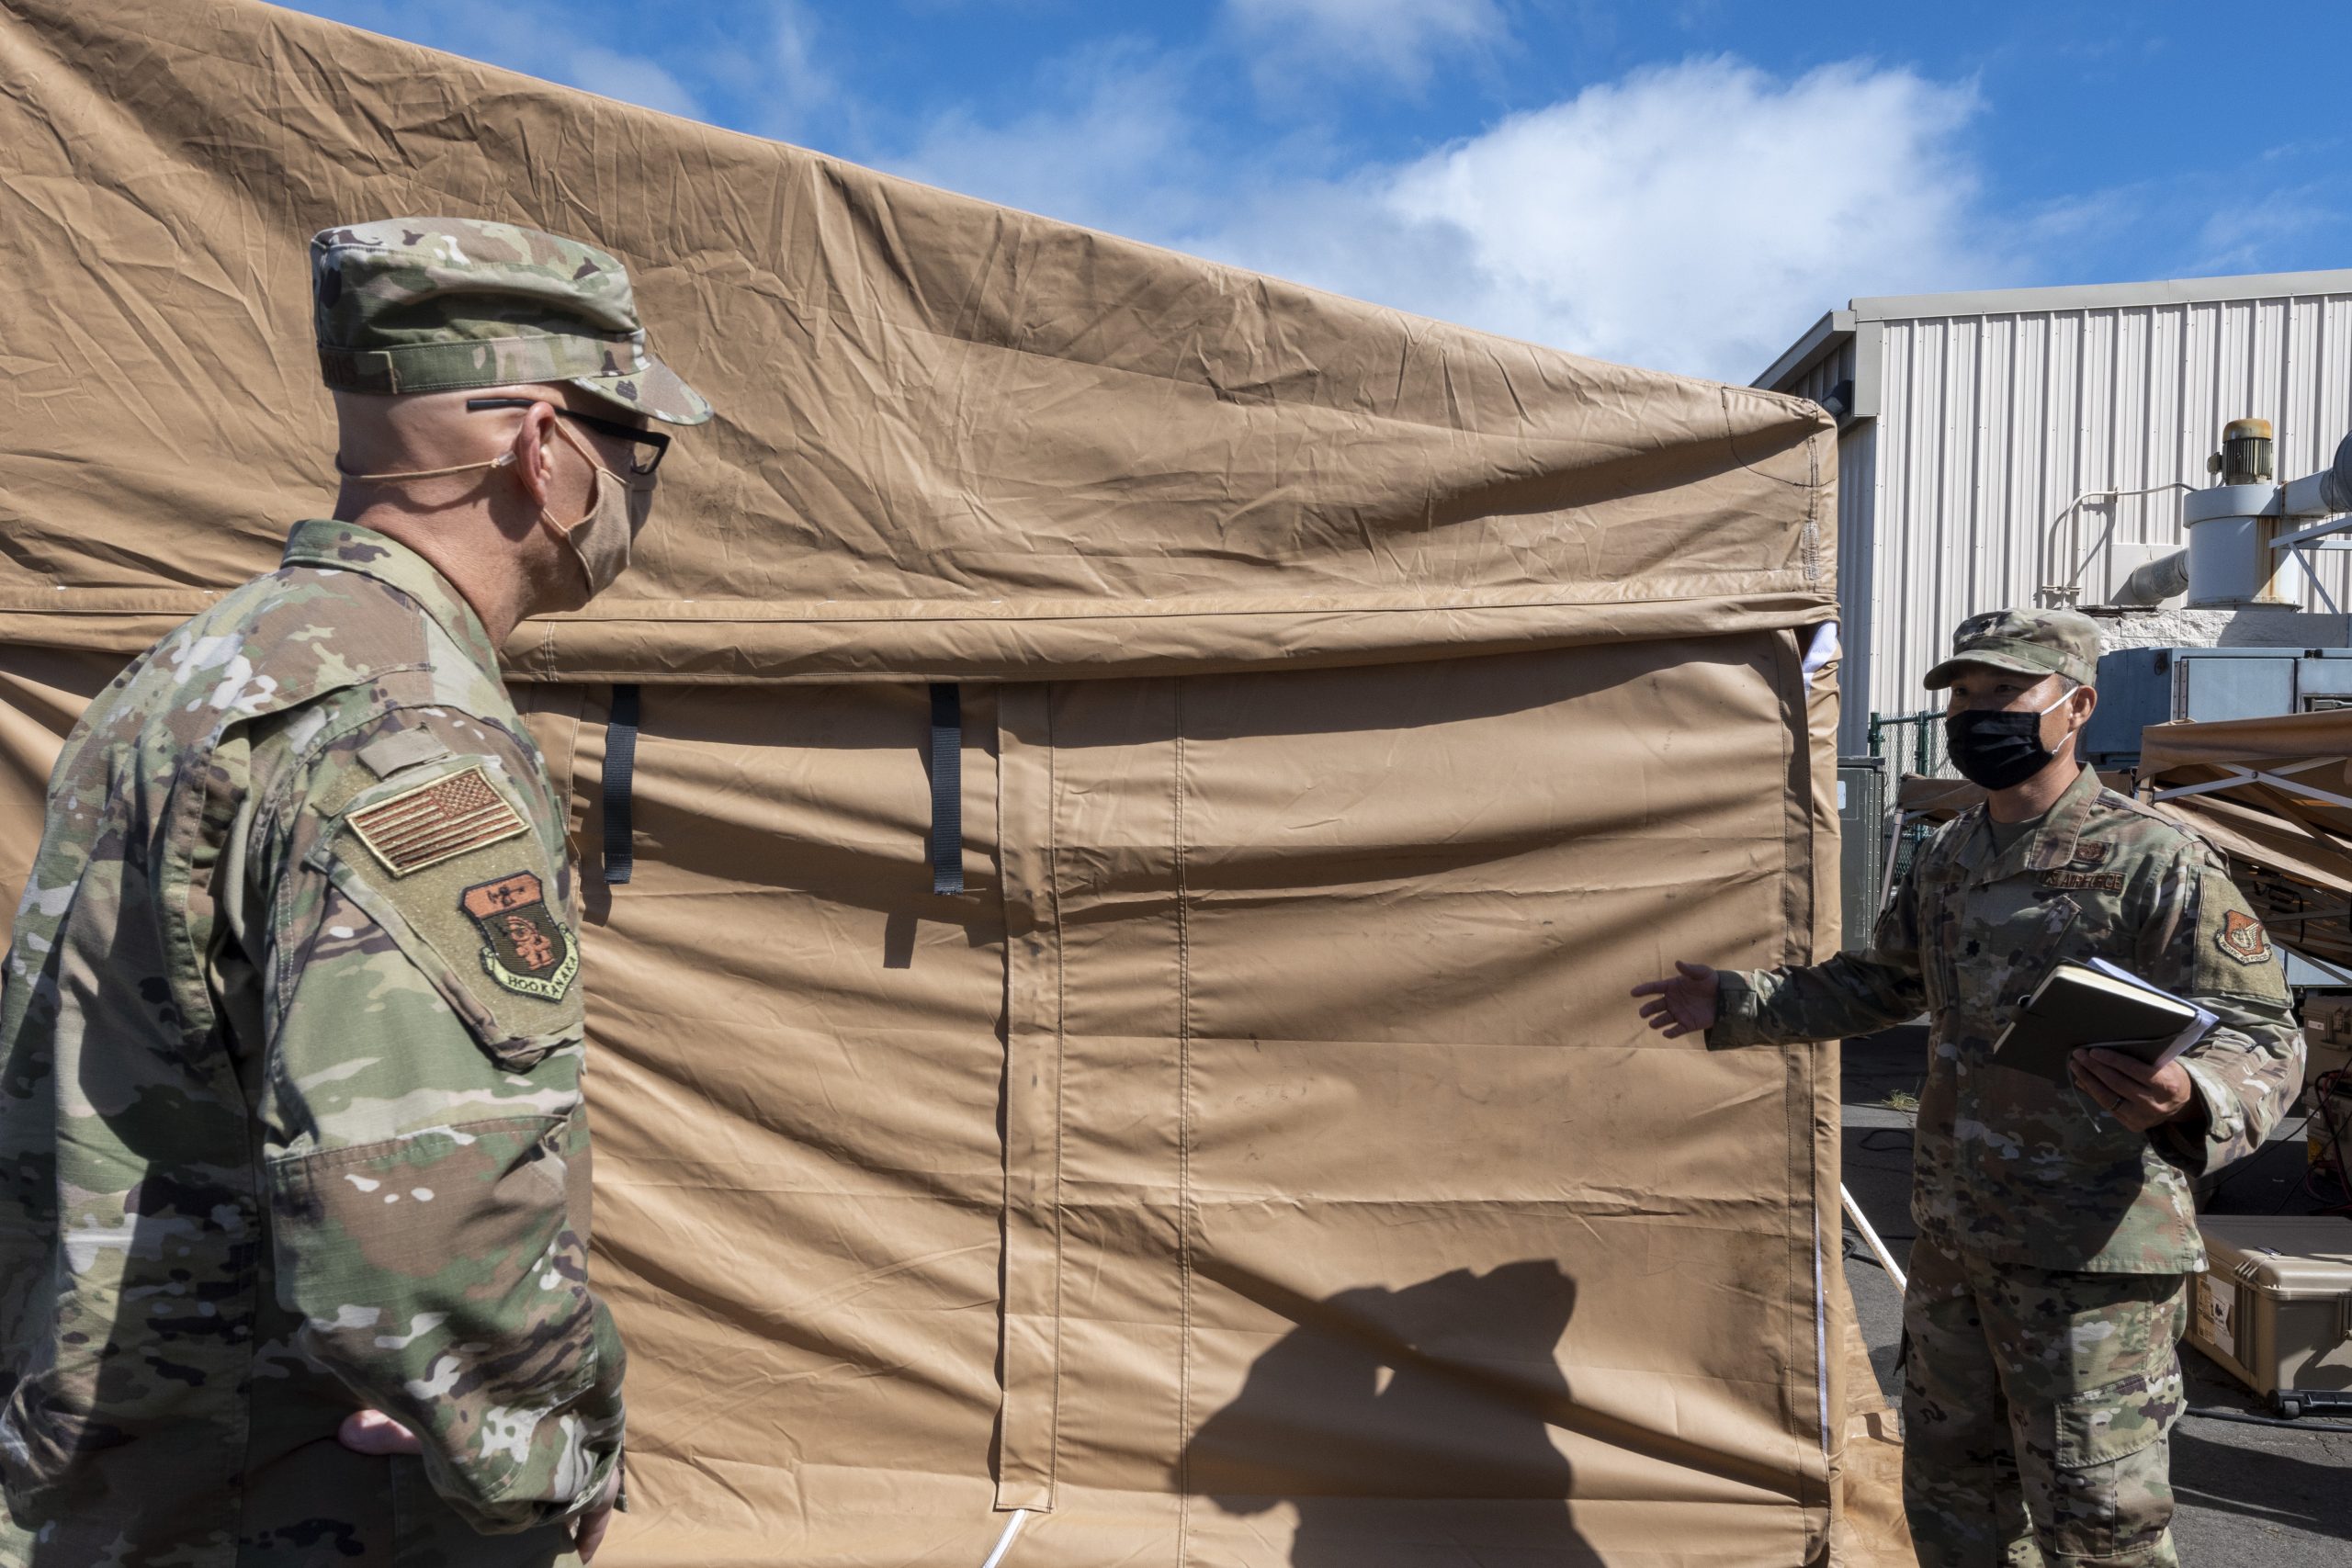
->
xmin=310 ymin=217 xmax=712 ymax=425
xmin=1924 ymin=606 xmax=2101 ymax=691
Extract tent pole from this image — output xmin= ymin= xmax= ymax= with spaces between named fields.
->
xmin=1840 ymin=1182 xmax=1907 ymax=1294
xmin=979 ymin=1508 xmax=1032 ymax=1568
xmin=1876 ymin=809 xmax=1909 ymax=914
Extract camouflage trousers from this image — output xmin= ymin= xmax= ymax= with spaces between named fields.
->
xmin=1901 ymin=1234 xmax=2188 ymax=1568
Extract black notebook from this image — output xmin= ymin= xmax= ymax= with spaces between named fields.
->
xmin=1991 ymin=959 xmax=2214 ymax=1086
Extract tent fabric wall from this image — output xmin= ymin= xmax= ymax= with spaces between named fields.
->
xmin=0 ymin=648 xmax=1902 ymax=1568
xmin=0 ymin=2 xmax=1910 ymax=1563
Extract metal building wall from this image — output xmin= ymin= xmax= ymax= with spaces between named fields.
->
xmin=1833 ymin=418 xmax=1878 ymax=754
xmin=1849 ymin=287 xmax=2352 ymax=752
xmin=1783 ymin=335 xmax=1858 ymax=411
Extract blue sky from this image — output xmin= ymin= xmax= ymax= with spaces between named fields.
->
xmin=279 ymin=1 xmax=2352 ymax=382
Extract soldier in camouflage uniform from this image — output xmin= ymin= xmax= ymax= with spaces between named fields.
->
xmin=0 ymin=218 xmax=711 ymax=1564
xmin=1634 ymin=609 xmax=2304 ymax=1568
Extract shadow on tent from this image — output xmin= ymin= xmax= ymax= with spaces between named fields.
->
xmin=1181 ymin=1259 xmax=1600 ymax=1567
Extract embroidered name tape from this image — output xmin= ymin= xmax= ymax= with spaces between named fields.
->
xmin=460 ymin=871 xmax=580 ymax=1000
xmin=346 ymin=764 xmax=529 ymax=876
xmin=2042 ymin=869 xmax=2125 ymax=893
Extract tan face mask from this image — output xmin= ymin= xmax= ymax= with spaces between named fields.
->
xmin=541 ymin=417 xmax=654 ymax=603
xmin=334 ymin=414 xmax=655 ymax=603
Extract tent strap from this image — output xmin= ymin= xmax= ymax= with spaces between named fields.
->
xmin=603 ymin=682 xmax=640 ymax=886
xmin=930 ymin=683 xmax=964 ymax=896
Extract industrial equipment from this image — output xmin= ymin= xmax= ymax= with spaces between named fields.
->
xmin=2082 ymin=647 xmax=2352 ymax=772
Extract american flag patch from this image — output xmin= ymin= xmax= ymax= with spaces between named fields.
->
xmin=345 ymin=765 xmax=529 ymax=876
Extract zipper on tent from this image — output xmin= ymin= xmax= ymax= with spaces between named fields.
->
xmin=603 ymin=683 xmax=640 ymax=886
xmin=930 ymin=683 xmax=964 ymax=896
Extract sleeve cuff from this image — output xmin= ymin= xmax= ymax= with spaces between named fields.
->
xmin=1706 ymin=970 xmax=1768 ymax=1050
xmin=2159 ymin=1055 xmax=2237 ymax=1175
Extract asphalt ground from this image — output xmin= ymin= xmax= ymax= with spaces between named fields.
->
xmin=1837 ymin=1025 xmax=2352 ymax=1564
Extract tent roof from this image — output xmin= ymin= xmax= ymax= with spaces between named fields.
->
xmin=2139 ymin=714 xmax=2352 ymax=965
xmin=0 ymin=0 xmax=1834 ymax=684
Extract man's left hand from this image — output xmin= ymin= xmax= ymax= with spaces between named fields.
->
xmin=339 ymin=1408 xmax=423 ymax=1455
xmin=2070 ymin=1048 xmax=2195 ymax=1132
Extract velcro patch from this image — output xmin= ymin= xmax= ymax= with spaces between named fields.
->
xmin=356 ymin=726 xmax=454 ymax=779
xmin=460 ymin=872 xmax=580 ymax=1000
xmin=2042 ymin=869 xmax=2125 ymax=893
xmin=2214 ymin=909 xmax=2274 ymax=966
xmin=2069 ymin=841 xmax=2111 ymax=868
xmin=346 ymin=765 xmax=528 ymax=876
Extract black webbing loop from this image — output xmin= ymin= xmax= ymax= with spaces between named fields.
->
xmin=928 ymin=683 xmax=963 ymax=896
xmin=602 ymin=683 xmax=640 ymax=886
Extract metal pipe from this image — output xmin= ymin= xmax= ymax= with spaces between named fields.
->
xmin=2110 ymin=547 xmax=2188 ymax=606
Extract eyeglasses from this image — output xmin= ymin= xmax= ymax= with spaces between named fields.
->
xmin=466 ymin=397 xmax=671 ymax=476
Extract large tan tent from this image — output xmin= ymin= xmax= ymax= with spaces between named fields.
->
xmin=0 ymin=2 xmax=1910 ymax=1562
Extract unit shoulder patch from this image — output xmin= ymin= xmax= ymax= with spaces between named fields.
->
xmin=2213 ymin=909 xmax=2275 ymax=966
xmin=346 ymin=764 xmax=529 ymax=876
xmin=459 ymin=872 xmax=579 ymax=1000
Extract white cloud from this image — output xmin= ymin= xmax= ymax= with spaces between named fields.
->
xmin=894 ymin=51 xmax=2005 ymax=382
xmin=564 ymin=45 xmax=706 ymax=122
xmin=762 ymin=1 xmax=838 ymax=142
xmin=1183 ymin=57 xmax=2004 ymax=381
xmin=889 ymin=45 xmax=1221 ymax=235
xmin=1225 ymin=0 xmax=1504 ymax=86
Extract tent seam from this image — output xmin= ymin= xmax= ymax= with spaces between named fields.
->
xmin=1172 ymin=679 xmax=1196 ymax=1559
xmin=0 ymin=576 xmax=1838 ymax=623
xmin=1045 ymin=688 xmax=1068 ymax=1503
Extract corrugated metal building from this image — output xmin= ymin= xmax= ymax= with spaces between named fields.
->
xmin=1758 ymin=270 xmax=2352 ymax=753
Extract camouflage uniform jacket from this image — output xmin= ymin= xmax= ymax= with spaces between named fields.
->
xmin=1713 ymin=764 xmax=2304 ymax=1273
xmin=0 ymin=521 xmax=621 ymax=1562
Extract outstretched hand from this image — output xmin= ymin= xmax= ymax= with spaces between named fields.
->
xmin=1631 ymin=961 xmax=1721 ymax=1039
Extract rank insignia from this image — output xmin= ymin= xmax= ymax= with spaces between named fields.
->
xmin=459 ymin=871 xmax=580 ymax=1000
xmin=2214 ymin=909 xmax=2274 ymax=966
xmin=348 ymin=765 xmax=527 ymax=876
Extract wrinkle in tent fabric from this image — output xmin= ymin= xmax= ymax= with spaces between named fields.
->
xmin=0 ymin=1 xmax=1910 ymax=1562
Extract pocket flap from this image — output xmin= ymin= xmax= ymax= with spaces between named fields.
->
xmin=2055 ymin=1364 xmax=2184 ymax=1469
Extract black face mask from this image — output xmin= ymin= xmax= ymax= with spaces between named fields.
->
xmin=1944 ymin=693 xmax=2070 ymax=791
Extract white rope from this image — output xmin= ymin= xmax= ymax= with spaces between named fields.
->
xmin=979 ymin=1508 xmax=1033 ymax=1568
xmin=1841 ymin=1182 xmax=1907 ymax=1295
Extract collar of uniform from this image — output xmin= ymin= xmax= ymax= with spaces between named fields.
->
xmin=2023 ymin=764 xmax=2106 ymax=870
xmin=279 ymin=520 xmax=502 ymax=675
xmin=1961 ymin=764 xmax=2104 ymax=885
